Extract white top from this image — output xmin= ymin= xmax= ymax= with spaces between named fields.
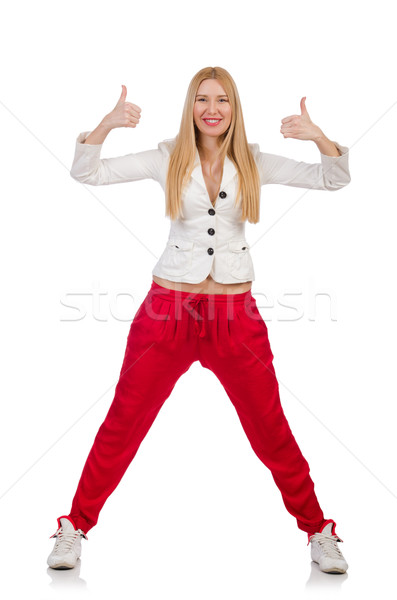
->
xmin=70 ymin=131 xmax=351 ymax=284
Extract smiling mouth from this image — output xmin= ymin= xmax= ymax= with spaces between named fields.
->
xmin=203 ymin=119 xmax=222 ymax=125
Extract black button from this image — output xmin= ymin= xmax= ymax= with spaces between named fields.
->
xmin=207 ymin=248 xmax=214 ymax=255
xmin=208 ymin=208 xmax=215 ymax=215
xmin=219 ymin=191 xmax=227 ymax=198
xmin=208 ymin=228 xmax=215 ymax=235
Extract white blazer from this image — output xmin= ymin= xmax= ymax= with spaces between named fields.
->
xmin=70 ymin=132 xmax=351 ymax=284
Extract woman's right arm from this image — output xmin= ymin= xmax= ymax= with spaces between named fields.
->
xmin=82 ymin=122 xmax=112 ymax=146
xmin=82 ymin=84 xmax=140 ymax=146
xmin=70 ymin=85 xmax=162 ymax=185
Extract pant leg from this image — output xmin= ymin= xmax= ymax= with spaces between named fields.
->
xmin=198 ymin=292 xmax=326 ymax=535
xmin=67 ymin=286 xmax=197 ymax=534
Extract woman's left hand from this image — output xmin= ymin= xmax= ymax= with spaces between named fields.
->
xmin=280 ymin=97 xmax=323 ymax=142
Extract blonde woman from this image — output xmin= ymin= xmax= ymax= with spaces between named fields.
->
xmin=48 ymin=66 xmax=350 ymax=574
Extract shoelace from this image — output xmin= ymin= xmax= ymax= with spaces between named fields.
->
xmin=53 ymin=527 xmax=83 ymax=554
xmin=309 ymin=532 xmax=344 ymax=559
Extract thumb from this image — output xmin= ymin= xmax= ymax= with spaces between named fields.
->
xmin=300 ymin=96 xmax=308 ymax=115
xmin=115 ymin=84 xmax=127 ymax=107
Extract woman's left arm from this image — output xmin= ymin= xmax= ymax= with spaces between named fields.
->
xmin=280 ymin=96 xmax=341 ymax=157
xmin=252 ymin=96 xmax=351 ymax=191
xmin=312 ymin=134 xmax=342 ymax=157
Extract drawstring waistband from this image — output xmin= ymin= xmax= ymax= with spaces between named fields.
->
xmin=186 ymin=296 xmax=206 ymax=338
xmin=147 ymin=280 xmax=254 ymax=339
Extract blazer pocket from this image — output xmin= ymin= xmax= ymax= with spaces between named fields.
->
xmin=160 ymin=237 xmax=194 ymax=276
xmin=227 ymin=240 xmax=254 ymax=280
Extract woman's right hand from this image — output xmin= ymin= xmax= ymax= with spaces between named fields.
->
xmin=101 ymin=85 xmax=142 ymax=131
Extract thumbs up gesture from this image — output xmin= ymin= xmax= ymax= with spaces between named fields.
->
xmin=102 ymin=85 xmax=142 ymax=131
xmin=280 ymin=97 xmax=323 ymax=142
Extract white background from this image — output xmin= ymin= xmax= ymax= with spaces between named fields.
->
xmin=0 ymin=0 xmax=395 ymax=598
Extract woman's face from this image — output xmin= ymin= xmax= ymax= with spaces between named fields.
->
xmin=193 ymin=78 xmax=232 ymax=141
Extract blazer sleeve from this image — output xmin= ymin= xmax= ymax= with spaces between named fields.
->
xmin=251 ymin=141 xmax=351 ymax=191
xmin=70 ymin=131 xmax=164 ymax=185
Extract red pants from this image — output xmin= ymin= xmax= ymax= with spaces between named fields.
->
xmin=67 ymin=280 xmax=329 ymax=536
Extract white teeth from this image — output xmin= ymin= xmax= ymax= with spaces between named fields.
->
xmin=205 ymin=119 xmax=220 ymax=123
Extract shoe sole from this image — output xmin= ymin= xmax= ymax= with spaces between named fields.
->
xmin=320 ymin=567 xmax=347 ymax=574
xmin=48 ymin=562 xmax=77 ymax=569
xmin=312 ymin=559 xmax=347 ymax=574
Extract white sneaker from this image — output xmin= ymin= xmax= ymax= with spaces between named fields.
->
xmin=47 ymin=516 xmax=88 ymax=569
xmin=309 ymin=520 xmax=348 ymax=574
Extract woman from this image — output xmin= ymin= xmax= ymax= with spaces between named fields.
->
xmin=48 ymin=66 xmax=350 ymax=574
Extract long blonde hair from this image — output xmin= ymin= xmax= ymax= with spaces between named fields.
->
xmin=165 ymin=66 xmax=261 ymax=224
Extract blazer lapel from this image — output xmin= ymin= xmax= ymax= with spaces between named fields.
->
xmin=191 ymin=147 xmax=237 ymax=191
